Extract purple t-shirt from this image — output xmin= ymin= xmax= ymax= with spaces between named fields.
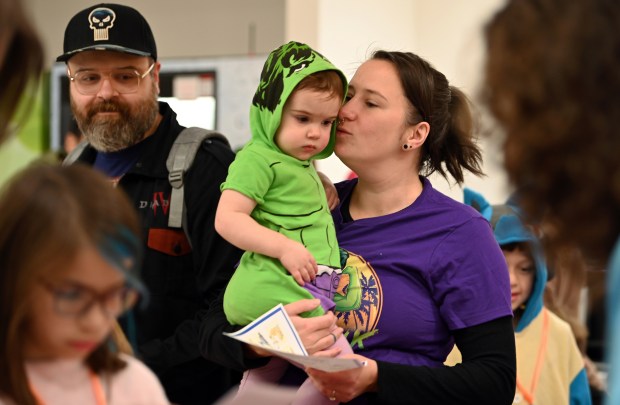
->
xmin=332 ymin=177 xmax=512 ymax=367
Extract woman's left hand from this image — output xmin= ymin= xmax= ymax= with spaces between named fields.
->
xmin=306 ymin=354 xmax=378 ymax=403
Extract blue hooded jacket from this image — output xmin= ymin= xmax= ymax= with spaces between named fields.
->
xmin=464 ymin=188 xmax=546 ymax=332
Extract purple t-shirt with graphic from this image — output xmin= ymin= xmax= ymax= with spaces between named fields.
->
xmin=332 ymin=177 xmax=512 ymax=367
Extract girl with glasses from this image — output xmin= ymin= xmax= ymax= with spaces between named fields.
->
xmin=0 ymin=164 xmax=169 ymax=405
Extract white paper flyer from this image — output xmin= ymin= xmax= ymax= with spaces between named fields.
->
xmin=224 ymin=304 xmax=364 ymax=372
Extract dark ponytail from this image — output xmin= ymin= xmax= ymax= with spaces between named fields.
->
xmin=440 ymin=86 xmax=483 ymax=183
xmin=372 ymin=51 xmax=483 ymax=184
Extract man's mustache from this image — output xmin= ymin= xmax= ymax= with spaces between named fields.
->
xmin=88 ymin=101 xmax=126 ymax=117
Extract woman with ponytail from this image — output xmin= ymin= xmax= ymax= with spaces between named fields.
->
xmin=201 ymin=50 xmax=516 ymax=404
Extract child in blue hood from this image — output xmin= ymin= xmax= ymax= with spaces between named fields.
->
xmin=450 ymin=189 xmax=592 ymax=405
xmin=215 ymin=41 xmax=352 ymax=404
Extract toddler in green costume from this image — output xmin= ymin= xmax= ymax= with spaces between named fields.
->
xmin=215 ymin=41 xmax=352 ymax=404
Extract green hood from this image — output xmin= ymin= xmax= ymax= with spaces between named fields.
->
xmin=248 ymin=41 xmax=347 ymax=160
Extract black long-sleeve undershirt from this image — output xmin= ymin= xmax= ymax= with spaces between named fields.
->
xmin=369 ymin=316 xmax=516 ymax=405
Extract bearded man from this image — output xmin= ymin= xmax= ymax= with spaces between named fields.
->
xmin=58 ymin=4 xmax=242 ymax=404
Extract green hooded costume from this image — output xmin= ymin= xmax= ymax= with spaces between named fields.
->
xmin=222 ymin=42 xmax=348 ymax=325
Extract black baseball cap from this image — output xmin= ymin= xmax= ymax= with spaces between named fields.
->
xmin=57 ymin=3 xmax=157 ymax=62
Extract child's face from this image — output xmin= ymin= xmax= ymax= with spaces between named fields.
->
xmin=504 ymin=248 xmax=535 ymax=312
xmin=23 ymin=244 xmax=133 ymax=361
xmin=275 ymin=88 xmax=340 ymax=161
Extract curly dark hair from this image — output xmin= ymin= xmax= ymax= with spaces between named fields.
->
xmin=484 ymin=0 xmax=620 ymax=261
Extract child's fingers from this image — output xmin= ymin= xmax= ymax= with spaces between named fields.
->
xmin=293 ymin=271 xmax=305 ymax=286
xmin=310 ymin=258 xmax=318 ymax=278
xmin=301 ymin=267 xmax=312 ymax=283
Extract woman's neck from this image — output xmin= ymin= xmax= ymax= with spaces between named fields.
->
xmin=349 ymin=172 xmax=423 ymax=220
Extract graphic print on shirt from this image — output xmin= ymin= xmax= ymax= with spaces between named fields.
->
xmin=137 ymin=191 xmax=170 ymax=218
xmin=151 ymin=191 xmax=169 ymax=216
xmin=333 ymin=249 xmax=383 ymax=349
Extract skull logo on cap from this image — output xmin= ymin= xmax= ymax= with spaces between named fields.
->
xmin=88 ymin=7 xmax=116 ymax=41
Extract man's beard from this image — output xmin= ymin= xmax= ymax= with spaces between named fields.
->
xmin=72 ymin=84 xmax=159 ymax=152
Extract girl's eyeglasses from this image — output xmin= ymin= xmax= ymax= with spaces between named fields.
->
xmin=39 ymin=279 xmax=139 ymax=318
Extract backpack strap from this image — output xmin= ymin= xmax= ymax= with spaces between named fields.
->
xmin=62 ymin=140 xmax=90 ymax=166
xmin=166 ymin=127 xmax=230 ymax=242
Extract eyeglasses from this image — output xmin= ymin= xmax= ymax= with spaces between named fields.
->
xmin=67 ymin=63 xmax=155 ymax=95
xmin=39 ymin=279 xmax=139 ymax=318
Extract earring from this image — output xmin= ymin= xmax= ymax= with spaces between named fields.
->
xmin=402 ymin=144 xmax=410 ymax=150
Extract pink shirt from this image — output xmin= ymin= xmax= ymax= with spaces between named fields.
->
xmin=1 ymin=354 xmax=169 ymax=405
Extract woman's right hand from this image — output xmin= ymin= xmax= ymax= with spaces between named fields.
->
xmin=243 ymin=299 xmax=342 ymax=359
xmin=307 ymin=355 xmax=378 ymax=402
xmin=285 ymin=299 xmax=343 ymax=356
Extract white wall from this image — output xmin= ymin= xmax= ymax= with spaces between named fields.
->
xmin=413 ymin=0 xmax=510 ymax=203
xmin=29 ymin=0 xmax=286 ymax=66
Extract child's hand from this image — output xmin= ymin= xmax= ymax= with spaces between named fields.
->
xmin=317 ymin=171 xmax=339 ymax=210
xmin=279 ymin=240 xmax=318 ymax=285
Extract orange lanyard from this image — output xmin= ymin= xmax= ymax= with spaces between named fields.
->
xmin=515 ymin=308 xmax=549 ymax=404
xmin=30 ymin=369 xmax=107 ymax=405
